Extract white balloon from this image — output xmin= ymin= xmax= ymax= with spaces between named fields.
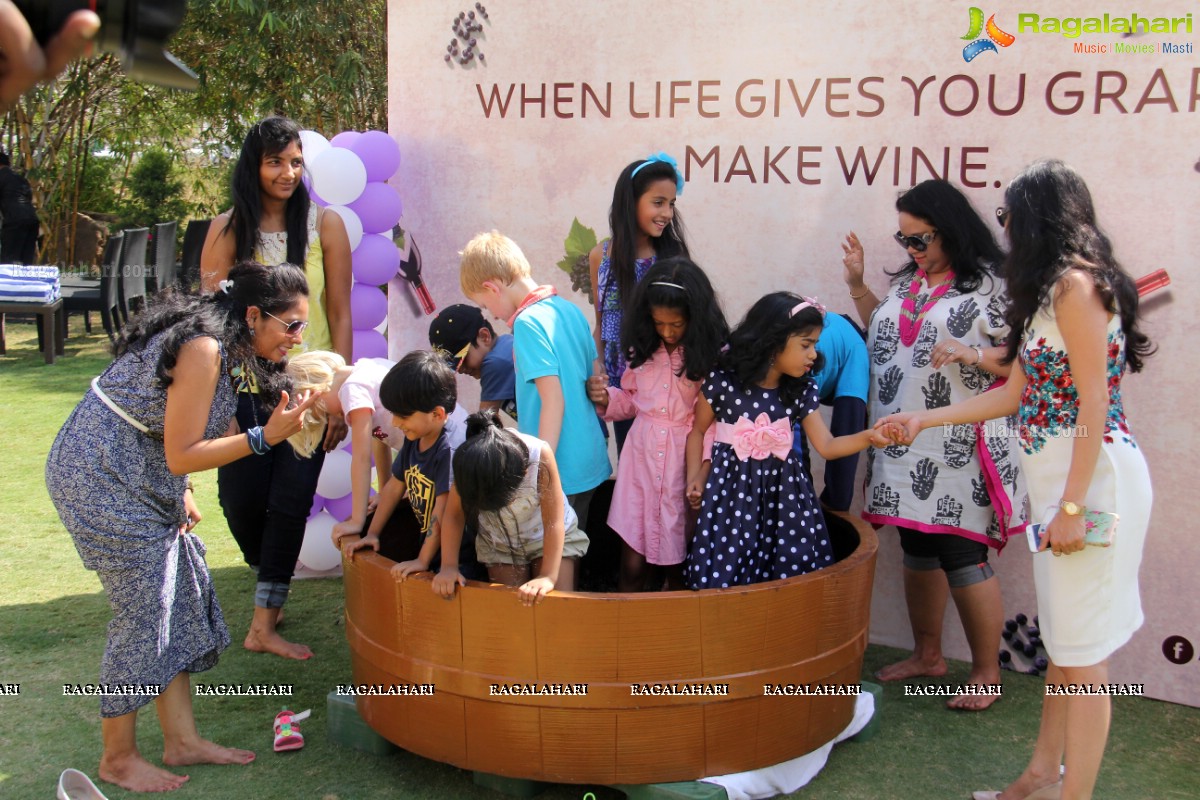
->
xmin=374 ymin=317 xmax=387 ymax=335
xmin=299 ymin=511 xmax=342 ymax=571
xmin=299 ymin=130 xmax=331 ymax=164
xmin=309 ymin=147 xmax=367 ymax=205
xmin=315 ymin=448 xmax=353 ymax=499
xmin=329 ymin=205 xmax=363 ymax=250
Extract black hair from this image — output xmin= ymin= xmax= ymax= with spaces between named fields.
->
xmin=113 ymin=261 xmax=309 ymax=407
xmin=0 ymin=151 xmax=9 ymax=167
xmin=379 ymin=350 xmax=458 ymax=417
xmin=225 ymin=116 xmax=311 ymax=265
xmin=889 ymin=179 xmax=1003 ymax=294
xmin=1001 ymin=159 xmax=1153 ymax=372
xmin=721 ymin=292 xmax=825 ymax=408
xmin=452 ymin=409 xmax=548 ymax=560
xmin=620 ymin=256 xmax=728 ymax=381
xmin=603 ymin=158 xmax=691 ymax=314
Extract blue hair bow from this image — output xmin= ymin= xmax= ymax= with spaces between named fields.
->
xmin=631 ymin=151 xmax=684 ymax=196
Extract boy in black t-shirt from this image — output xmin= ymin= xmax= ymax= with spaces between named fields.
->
xmin=345 ymin=350 xmax=481 ymax=578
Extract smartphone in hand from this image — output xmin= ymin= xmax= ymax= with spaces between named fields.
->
xmin=1027 ymin=508 xmax=1119 ymax=553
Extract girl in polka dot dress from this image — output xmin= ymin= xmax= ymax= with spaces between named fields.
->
xmin=684 ymin=292 xmax=891 ymax=588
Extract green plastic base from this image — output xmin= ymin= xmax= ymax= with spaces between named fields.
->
xmin=614 ymin=780 xmax=729 ymax=799
xmin=325 ymin=691 xmax=401 ymax=756
xmin=471 ymin=771 xmax=549 ymax=797
xmin=849 ymin=681 xmax=883 ymax=743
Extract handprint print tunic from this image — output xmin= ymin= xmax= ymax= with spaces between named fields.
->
xmin=863 ymin=273 xmax=1028 ymax=548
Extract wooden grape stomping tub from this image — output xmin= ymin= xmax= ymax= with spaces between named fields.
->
xmin=340 ymin=506 xmax=877 ymax=784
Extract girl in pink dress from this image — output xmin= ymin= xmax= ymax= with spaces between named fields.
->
xmin=587 ymin=257 xmax=728 ymax=591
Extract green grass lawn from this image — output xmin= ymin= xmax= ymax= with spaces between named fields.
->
xmin=1 ymin=320 xmax=1197 ymax=800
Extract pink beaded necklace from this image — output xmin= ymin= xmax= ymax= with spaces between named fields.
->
xmin=898 ymin=268 xmax=955 ymax=347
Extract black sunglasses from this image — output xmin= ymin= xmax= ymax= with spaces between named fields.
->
xmin=893 ymin=230 xmax=937 ymax=252
xmin=264 ymin=310 xmax=309 ymax=336
xmin=996 ymin=207 xmax=1010 ymax=228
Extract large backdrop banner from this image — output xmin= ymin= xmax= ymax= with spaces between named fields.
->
xmin=387 ymin=0 xmax=1198 ymax=706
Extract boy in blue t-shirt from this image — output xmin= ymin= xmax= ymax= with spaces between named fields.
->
xmin=793 ymin=312 xmax=870 ymax=510
xmin=428 ymin=303 xmax=518 ymax=421
xmin=345 ymin=350 xmax=481 ymax=577
xmin=458 ymin=230 xmax=611 ymax=529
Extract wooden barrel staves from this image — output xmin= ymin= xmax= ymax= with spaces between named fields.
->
xmin=341 ymin=510 xmax=877 ymax=784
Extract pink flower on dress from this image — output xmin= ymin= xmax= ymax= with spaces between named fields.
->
xmin=730 ymin=413 xmax=793 ymax=462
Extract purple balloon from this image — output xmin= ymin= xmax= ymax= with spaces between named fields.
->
xmin=350 ymin=283 xmax=388 ymax=329
xmin=350 ymin=131 xmax=402 ymax=182
xmin=323 ymin=492 xmax=354 ymax=521
xmin=351 ymin=233 xmax=400 ymax=285
xmin=348 ymin=182 xmax=404 ymax=234
xmin=309 ymin=493 xmax=325 ymax=519
xmin=353 ymin=328 xmax=389 ymax=361
xmin=330 ymin=130 xmax=362 ymax=149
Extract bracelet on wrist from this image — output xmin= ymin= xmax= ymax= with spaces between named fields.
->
xmin=971 ymin=344 xmax=984 ymax=365
xmin=184 ymin=479 xmax=194 ymax=492
xmin=246 ymin=425 xmax=272 ymax=456
xmin=848 ymin=285 xmax=869 ymax=300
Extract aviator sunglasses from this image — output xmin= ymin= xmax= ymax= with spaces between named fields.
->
xmin=893 ymin=230 xmax=937 ymax=252
xmin=263 ymin=310 xmax=309 ymax=336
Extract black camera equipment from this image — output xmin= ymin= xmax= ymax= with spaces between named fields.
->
xmin=14 ymin=0 xmax=197 ymax=89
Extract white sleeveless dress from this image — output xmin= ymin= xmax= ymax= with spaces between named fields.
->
xmin=1018 ymin=303 xmax=1151 ymax=667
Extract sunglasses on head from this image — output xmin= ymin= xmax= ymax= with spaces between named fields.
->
xmin=263 ymin=310 xmax=308 ymax=336
xmin=995 ymin=206 xmax=1010 ymax=228
xmin=893 ymin=230 xmax=937 ymax=252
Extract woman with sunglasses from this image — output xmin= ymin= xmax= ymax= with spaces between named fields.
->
xmin=45 ymin=262 xmax=316 ymax=793
xmin=880 ymin=161 xmax=1154 ymax=800
xmin=841 ymin=179 xmax=1026 ymax=711
xmin=200 ymin=116 xmax=353 ymax=660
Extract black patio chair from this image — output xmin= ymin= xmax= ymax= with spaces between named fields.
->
xmin=150 ymin=221 xmax=178 ymax=293
xmin=117 ymin=227 xmax=149 ymax=322
xmin=61 ymin=231 xmax=124 ymax=341
xmin=179 ymin=219 xmax=211 ymax=293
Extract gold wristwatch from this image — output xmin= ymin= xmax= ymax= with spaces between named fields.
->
xmin=1059 ymin=500 xmax=1085 ymax=516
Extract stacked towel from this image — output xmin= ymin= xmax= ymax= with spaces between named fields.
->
xmin=0 ymin=264 xmax=60 ymax=302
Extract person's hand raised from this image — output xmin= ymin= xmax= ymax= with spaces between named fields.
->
xmin=263 ymin=390 xmax=319 ymax=445
xmin=841 ymin=231 xmax=866 ymax=290
xmin=0 ymin=3 xmax=99 ymax=108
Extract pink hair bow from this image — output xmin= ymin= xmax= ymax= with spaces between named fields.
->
xmin=727 ymin=413 xmax=793 ymax=461
xmin=790 ymin=296 xmax=825 ymax=317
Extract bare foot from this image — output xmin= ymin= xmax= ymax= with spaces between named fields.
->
xmin=874 ymin=653 xmax=947 ymax=682
xmin=244 ymin=627 xmax=313 ymax=660
xmin=948 ymin=668 xmax=1004 ymax=711
xmin=163 ymin=737 xmax=256 ymax=767
xmin=99 ymin=751 xmax=189 ymax=793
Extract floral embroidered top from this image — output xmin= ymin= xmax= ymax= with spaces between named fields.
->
xmin=1018 ymin=303 xmax=1136 ymax=455
xmin=597 ymin=239 xmax=655 ymax=386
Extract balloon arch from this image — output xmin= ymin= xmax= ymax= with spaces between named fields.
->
xmin=297 ymin=128 xmax=404 ymax=573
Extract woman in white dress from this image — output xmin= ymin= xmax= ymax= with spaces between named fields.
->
xmin=881 ymin=159 xmax=1154 ymax=800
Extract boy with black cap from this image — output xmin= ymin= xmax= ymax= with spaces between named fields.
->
xmin=429 ymin=303 xmax=518 ymax=421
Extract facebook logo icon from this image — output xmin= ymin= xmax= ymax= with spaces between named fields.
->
xmin=1162 ymin=636 xmax=1195 ymax=665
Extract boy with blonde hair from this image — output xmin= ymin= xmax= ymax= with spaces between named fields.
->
xmin=460 ymin=231 xmax=610 ymax=527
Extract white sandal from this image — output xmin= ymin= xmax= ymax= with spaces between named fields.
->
xmin=57 ymin=769 xmax=108 ymax=800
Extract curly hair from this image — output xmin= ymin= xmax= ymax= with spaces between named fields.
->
xmin=225 ymin=116 xmax=311 ymax=265
xmin=1001 ymin=159 xmax=1153 ymax=371
xmin=890 ymin=179 xmax=1003 ymax=295
xmin=620 ymin=256 xmax=728 ymax=381
xmin=720 ymin=292 xmax=825 ymax=408
xmin=286 ymin=350 xmax=347 ymax=457
xmin=602 ymin=157 xmax=691 ymax=315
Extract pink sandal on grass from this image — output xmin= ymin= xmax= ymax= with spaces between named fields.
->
xmin=273 ymin=709 xmax=310 ymax=752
